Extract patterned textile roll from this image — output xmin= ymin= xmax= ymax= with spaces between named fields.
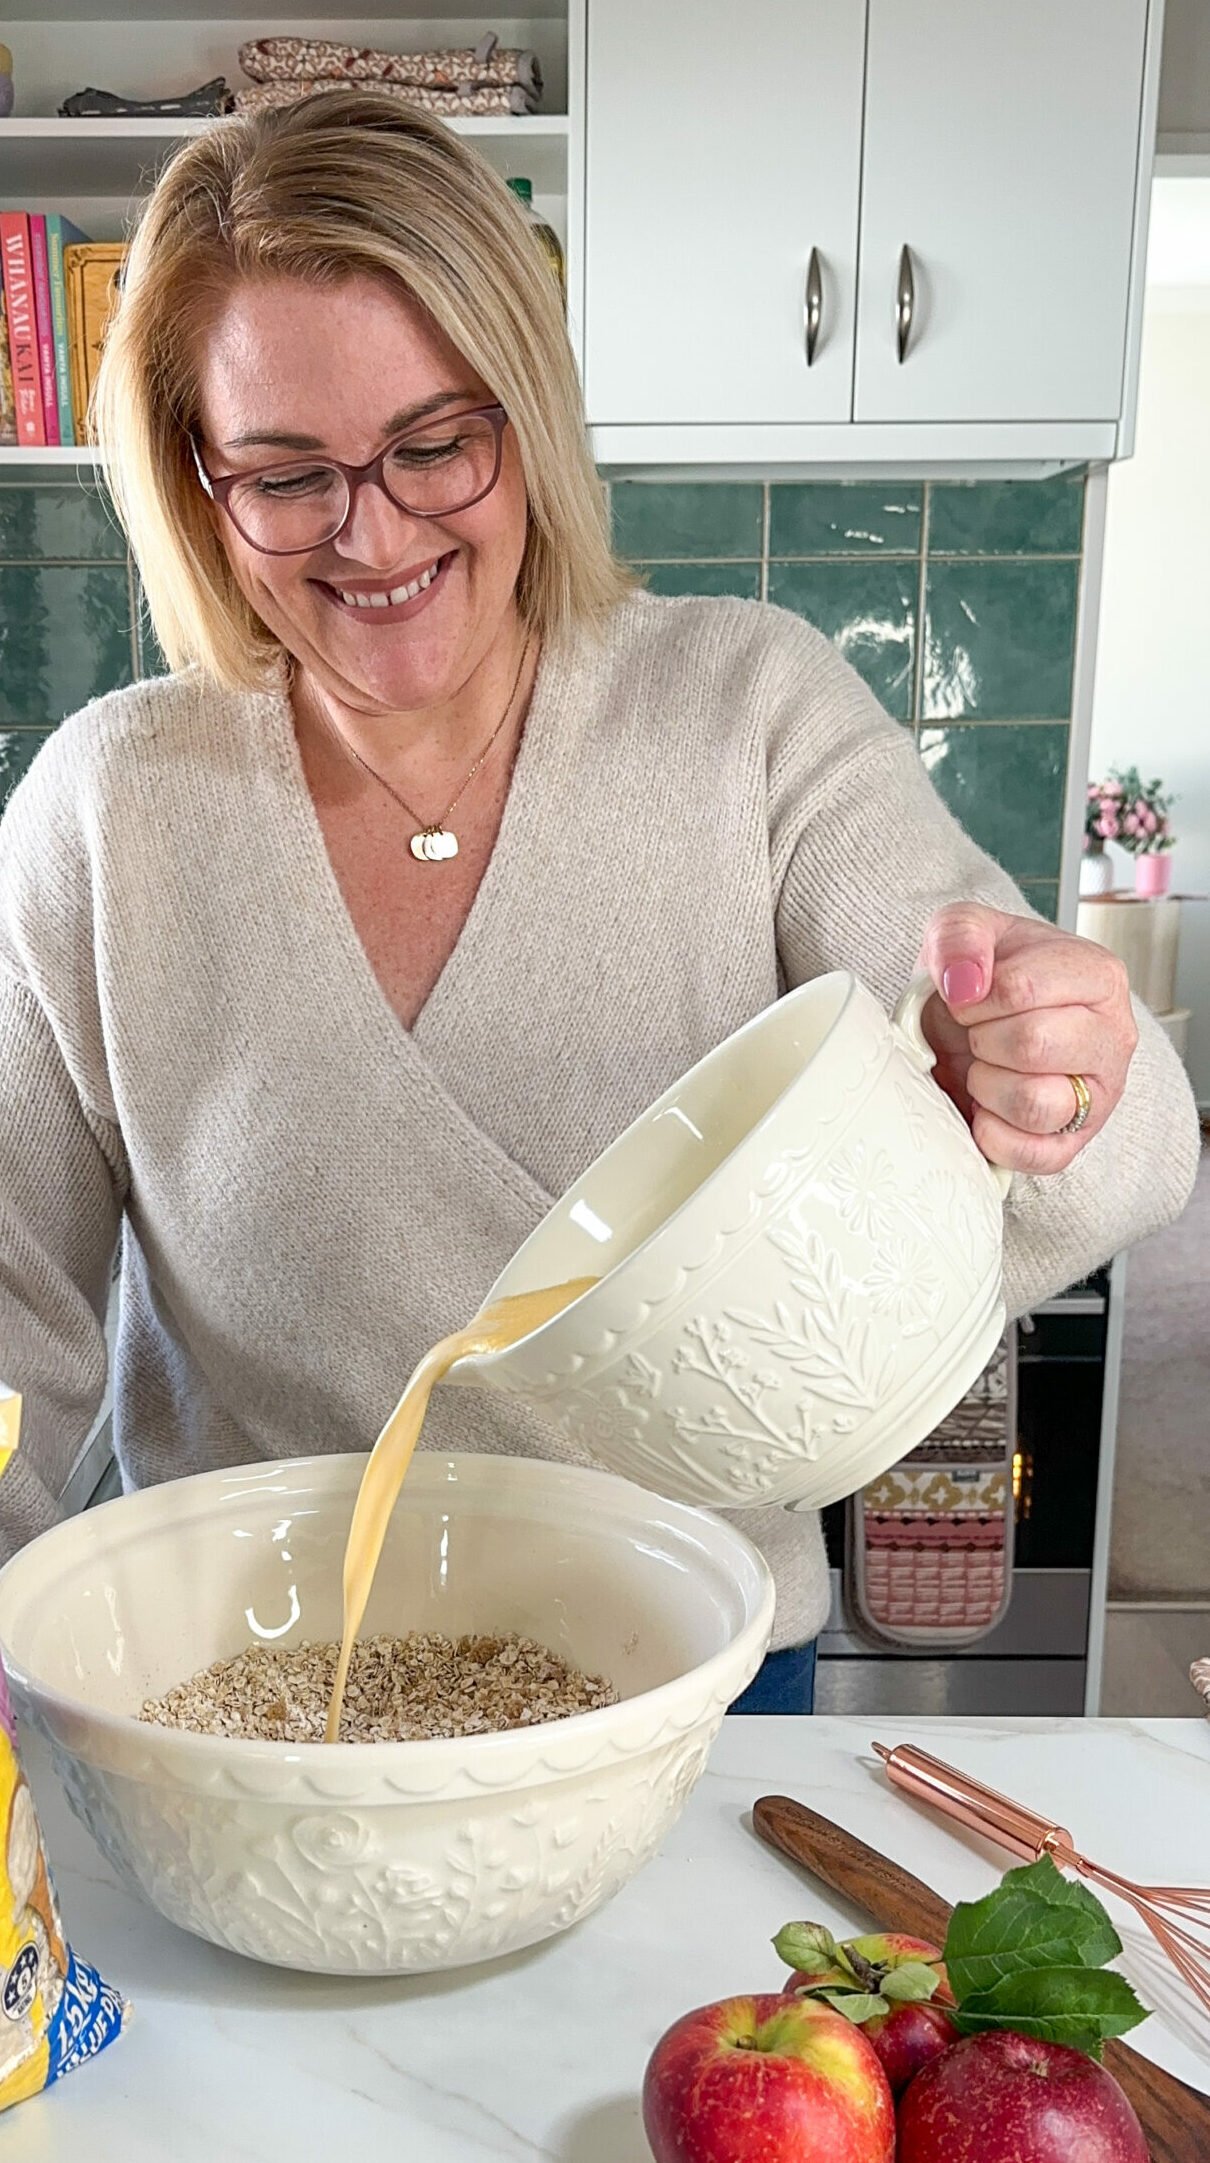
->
xmin=1193 ymin=1656 xmax=1210 ymax=1715
xmin=238 ymin=33 xmax=542 ymax=100
xmin=232 ymin=79 xmax=535 ymax=118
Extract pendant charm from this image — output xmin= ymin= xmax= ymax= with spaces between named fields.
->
xmin=410 ymin=826 xmax=459 ymax=863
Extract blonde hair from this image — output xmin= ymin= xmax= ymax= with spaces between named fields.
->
xmin=93 ymin=91 xmax=635 ymax=688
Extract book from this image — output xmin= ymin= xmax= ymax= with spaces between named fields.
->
xmin=28 ymin=215 xmax=61 ymax=446
xmin=64 ymin=243 xmax=126 ymax=441
xmin=45 ymin=216 xmax=89 ymax=451
xmin=0 ymin=256 xmax=16 ymax=447
xmin=0 ymin=215 xmax=45 ymax=445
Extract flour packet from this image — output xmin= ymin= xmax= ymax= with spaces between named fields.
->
xmin=0 ymin=1383 xmax=127 ymax=2112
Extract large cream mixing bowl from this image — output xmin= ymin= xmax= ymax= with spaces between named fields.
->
xmin=448 ymin=971 xmax=1013 ymax=1510
xmin=0 ymin=1452 xmax=773 ymax=1974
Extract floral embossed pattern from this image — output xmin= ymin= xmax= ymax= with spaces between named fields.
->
xmin=537 ymin=982 xmax=1008 ymax=1510
xmin=50 ymin=1732 xmax=724 ymax=1973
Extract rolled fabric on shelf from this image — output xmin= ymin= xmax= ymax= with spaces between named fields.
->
xmin=238 ymin=33 xmax=542 ymax=102
xmin=232 ymin=79 xmax=538 ymax=118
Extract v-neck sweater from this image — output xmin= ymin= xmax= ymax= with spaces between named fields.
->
xmin=0 ymin=592 xmax=1199 ymax=1646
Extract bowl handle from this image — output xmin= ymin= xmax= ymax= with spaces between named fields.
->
xmin=892 ymin=974 xmax=1013 ymax=1202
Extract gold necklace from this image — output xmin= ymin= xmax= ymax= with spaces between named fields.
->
xmin=311 ymin=633 xmax=533 ymax=864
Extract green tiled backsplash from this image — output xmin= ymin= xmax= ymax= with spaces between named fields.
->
xmin=0 ymin=468 xmax=1083 ymax=916
xmin=615 ymin=470 xmax=1085 ymax=913
xmin=0 ymin=472 xmax=145 ymax=822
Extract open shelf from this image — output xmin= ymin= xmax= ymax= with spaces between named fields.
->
xmin=0 ymin=446 xmax=104 ymax=467
xmin=0 ymin=112 xmax=570 ymax=198
xmin=0 ymin=2 xmax=582 ymax=450
xmin=19 ymin=0 xmax=567 ymax=17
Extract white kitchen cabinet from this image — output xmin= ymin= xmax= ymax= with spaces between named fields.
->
xmin=854 ymin=0 xmax=1151 ymax=425
xmin=5 ymin=0 xmax=1165 ymax=476
xmin=583 ymin=0 xmax=866 ymax=425
xmin=585 ymin=0 xmax=1163 ymax=468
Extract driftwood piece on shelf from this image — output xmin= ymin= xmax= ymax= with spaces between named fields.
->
xmin=58 ymin=78 xmax=233 ymax=119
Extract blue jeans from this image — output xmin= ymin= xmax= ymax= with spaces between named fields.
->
xmin=729 ymin=1637 xmax=817 ymax=1714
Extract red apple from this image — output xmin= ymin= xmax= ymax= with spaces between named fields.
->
xmin=642 ymin=1993 xmax=894 ymax=2163
xmin=863 ymin=1998 xmax=957 ymax=2094
xmin=896 ymin=2029 xmax=1148 ymax=2163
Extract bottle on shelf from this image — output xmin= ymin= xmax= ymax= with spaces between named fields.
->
xmin=506 ymin=177 xmax=565 ymax=306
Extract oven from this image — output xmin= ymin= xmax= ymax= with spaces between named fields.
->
xmin=815 ymin=1265 xmax=1118 ymax=1715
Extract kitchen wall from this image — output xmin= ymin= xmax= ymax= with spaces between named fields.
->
xmin=0 ymin=467 xmax=1087 ymax=920
xmin=1159 ymin=0 xmax=1210 ymax=146
xmin=1089 ymin=296 xmax=1210 ymax=1106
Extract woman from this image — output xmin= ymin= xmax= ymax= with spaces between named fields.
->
xmin=0 ymin=95 xmax=1198 ymax=1714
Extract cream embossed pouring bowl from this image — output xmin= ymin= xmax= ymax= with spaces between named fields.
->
xmin=0 ymin=1452 xmax=774 ymax=1975
xmin=448 ymin=970 xmax=1013 ymax=1511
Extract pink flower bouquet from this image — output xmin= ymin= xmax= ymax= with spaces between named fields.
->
xmin=1085 ymin=767 xmax=1177 ymax=857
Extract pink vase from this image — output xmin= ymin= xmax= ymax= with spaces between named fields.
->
xmin=1134 ymin=852 xmax=1173 ymax=897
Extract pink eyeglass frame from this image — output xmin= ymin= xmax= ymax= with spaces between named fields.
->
xmin=190 ymin=402 xmax=509 ymax=555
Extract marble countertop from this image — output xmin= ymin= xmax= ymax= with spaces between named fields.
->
xmin=8 ymin=1716 xmax=1210 ymax=2161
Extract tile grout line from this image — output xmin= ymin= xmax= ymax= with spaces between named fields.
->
xmin=917 ymin=717 xmax=1073 ymax=729
xmin=921 ymin=550 xmax=1084 ymax=564
xmin=910 ymin=483 xmax=931 ymax=732
xmin=125 ymin=553 xmax=142 ymax=681
xmin=622 ymin=550 xmax=1082 ymax=567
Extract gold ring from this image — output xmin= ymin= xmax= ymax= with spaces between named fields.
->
xmin=1059 ymin=1074 xmax=1091 ymax=1136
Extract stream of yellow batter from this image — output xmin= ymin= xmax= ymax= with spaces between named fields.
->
xmin=325 ymin=1277 xmax=599 ymax=1742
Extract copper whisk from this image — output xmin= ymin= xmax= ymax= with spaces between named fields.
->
xmin=874 ymin=1741 xmax=1210 ymax=2017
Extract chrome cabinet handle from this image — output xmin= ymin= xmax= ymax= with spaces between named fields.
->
xmin=896 ymin=244 xmax=915 ymax=363
xmin=804 ymin=246 xmax=823 ymax=366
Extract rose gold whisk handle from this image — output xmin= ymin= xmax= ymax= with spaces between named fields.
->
xmin=873 ymin=1742 xmax=1077 ymax=1866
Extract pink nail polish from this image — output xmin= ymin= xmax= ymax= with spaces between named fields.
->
xmin=943 ymin=961 xmax=985 ymax=1009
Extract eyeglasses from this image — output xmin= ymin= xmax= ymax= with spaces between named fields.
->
xmin=191 ymin=402 xmax=509 ymax=557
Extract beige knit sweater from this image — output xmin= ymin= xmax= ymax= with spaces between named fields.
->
xmin=0 ymin=593 xmax=1200 ymax=1646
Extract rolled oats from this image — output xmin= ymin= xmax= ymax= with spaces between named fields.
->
xmin=140 ymin=1632 xmax=618 ymax=1744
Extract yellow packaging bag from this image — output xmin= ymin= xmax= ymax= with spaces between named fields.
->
xmin=0 ymin=1385 xmax=127 ymax=2111
xmin=0 ymin=1389 xmax=17 ymax=1480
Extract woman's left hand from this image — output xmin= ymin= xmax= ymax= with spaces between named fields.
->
xmin=919 ymin=902 xmax=1138 ymax=1175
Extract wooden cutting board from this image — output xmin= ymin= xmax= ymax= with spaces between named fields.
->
xmin=753 ymin=1792 xmax=1210 ymax=2163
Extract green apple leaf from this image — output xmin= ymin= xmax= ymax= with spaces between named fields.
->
xmin=944 ymin=1864 xmax=1121 ymax=2002
xmin=999 ymin=1856 xmax=1123 ymax=1965
xmin=950 ymin=1966 xmax=1148 ymax=2059
xmin=773 ymin=1922 xmax=841 ymax=1974
xmin=812 ymin=1990 xmax=889 ymax=2024
xmin=880 ymin=1961 xmax=943 ymax=2004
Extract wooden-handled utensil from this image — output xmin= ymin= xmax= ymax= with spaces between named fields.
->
xmin=753 ymin=1792 xmax=1210 ymax=2163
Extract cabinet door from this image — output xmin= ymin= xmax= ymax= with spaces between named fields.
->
xmin=584 ymin=0 xmax=866 ymax=424
xmin=854 ymin=0 xmax=1150 ymax=423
